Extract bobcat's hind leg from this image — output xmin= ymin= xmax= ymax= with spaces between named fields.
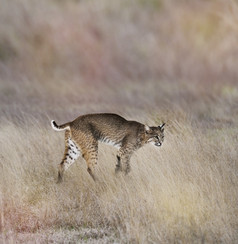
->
xmin=85 ymin=152 xmax=98 ymax=181
xmin=81 ymin=141 xmax=98 ymax=181
xmin=57 ymin=133 xmax=81 ymax=183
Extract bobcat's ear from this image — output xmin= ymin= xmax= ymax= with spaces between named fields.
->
xmin=145 ymin=125 xmax=150 ymax=133
xmin=158 ymin=123 xmax=165 ymax=132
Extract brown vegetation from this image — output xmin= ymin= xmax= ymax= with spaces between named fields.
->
xmin=0 ymin=0 xmax=238 ymax=243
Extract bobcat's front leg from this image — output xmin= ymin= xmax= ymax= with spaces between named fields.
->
xmin=116 ymin=147 xmax=133 ymax=174
xmin=115 ymin=155 xmax=122 ymax=173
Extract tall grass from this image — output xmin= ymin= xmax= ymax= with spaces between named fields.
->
xmin=0 ymin=118 xmax=237 ymax=243
xmin=0 ymin=0 xmax=238 ymax=243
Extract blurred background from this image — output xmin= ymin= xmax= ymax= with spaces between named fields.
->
xmin=1 ymin=1 xmax=238 ymax=242
xmin=1 ymin=0 xmax=238 ymax=127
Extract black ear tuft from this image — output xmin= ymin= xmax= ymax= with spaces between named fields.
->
xmin=159 ymin=123 xmax=165 ymax=131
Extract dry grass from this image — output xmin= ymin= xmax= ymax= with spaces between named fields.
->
xmin=0 ymin=119 xmax=237 ymax=243
xmin=0 ymin=0 xmax=238 ymax=243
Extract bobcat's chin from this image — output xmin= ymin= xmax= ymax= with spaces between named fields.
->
xmin=154 ymin=142 xmax=162 ymax=147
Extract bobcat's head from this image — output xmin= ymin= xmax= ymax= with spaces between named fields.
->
xmin=145 ymin=123 xmax=165 ymax=147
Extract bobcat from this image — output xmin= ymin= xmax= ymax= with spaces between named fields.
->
xmin=51 ymin=113 xmax=165 ymax=182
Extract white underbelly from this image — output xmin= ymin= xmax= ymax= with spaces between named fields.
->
xmin=100 ymin=138 xmax=121 ymax=149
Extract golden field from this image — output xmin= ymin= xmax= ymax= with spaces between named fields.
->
xmin=0 ymin=0 xmax=238 ymax=243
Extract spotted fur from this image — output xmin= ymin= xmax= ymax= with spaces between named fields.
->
xmin=51 ymin=113 xmax=165 ymax=182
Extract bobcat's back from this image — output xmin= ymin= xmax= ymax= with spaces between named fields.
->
xmin=70 ymin=113 xmax=145 ymax=147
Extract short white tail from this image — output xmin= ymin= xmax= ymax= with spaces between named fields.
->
xmin=51 ymin=120 xmax=70 ymax=131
